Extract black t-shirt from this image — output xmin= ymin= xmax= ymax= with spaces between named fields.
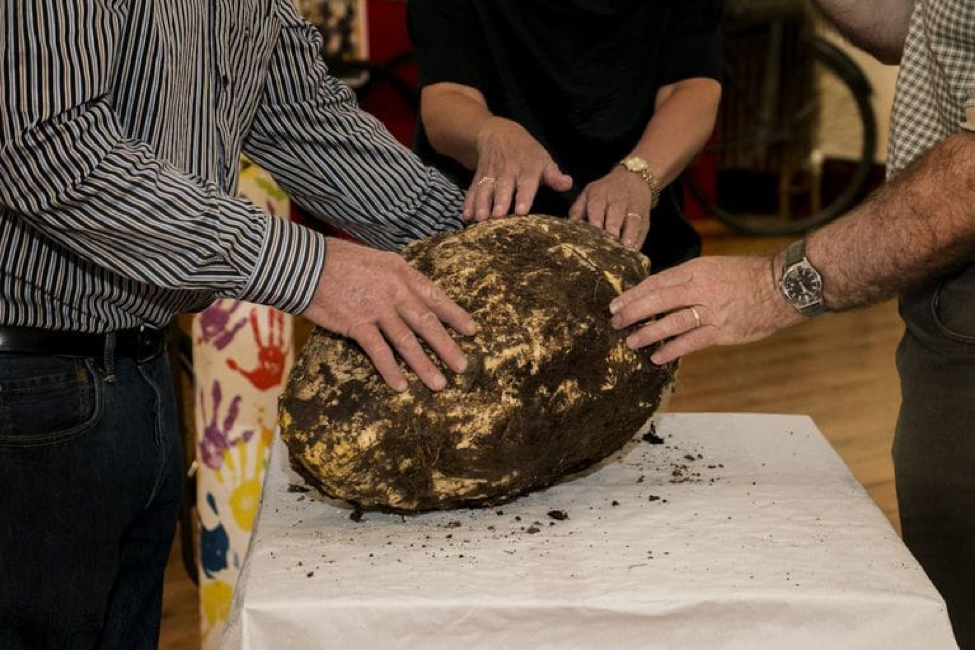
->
xmin=408 ymin=0 xmax=722 ymax=270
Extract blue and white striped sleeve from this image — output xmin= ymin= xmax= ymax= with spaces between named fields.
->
xmin=242 ymin=0 xmax=466 ymax=253
xmin=0 ymin=0 xmax=326 ymax=315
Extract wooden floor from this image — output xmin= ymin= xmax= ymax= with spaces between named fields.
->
xmin=159 ymin=222 xmax=906 ymax=649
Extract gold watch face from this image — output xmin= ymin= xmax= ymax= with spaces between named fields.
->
xmin=622 ymin=156 xmax=648 ymax=173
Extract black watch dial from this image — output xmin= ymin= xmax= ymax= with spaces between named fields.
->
xmin=782 ymin=266 xmax=823 ymax=307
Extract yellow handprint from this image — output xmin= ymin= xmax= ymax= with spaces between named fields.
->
xmin=201 ymin=578 xmax=234 ymax=643
xmin=215 ymin=408 xmax=275 ymax=532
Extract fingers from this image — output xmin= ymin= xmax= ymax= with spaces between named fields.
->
xmin=604 ymin=202 xmax=626 ymax=239
xmin=349 ymin=281 xmax=477 ymax=393
xmin=542 ymin=163 xmax=573 ymax=192
xmin=474 ymin=175 xmax=497 ymax=222
xmin=610 ymin=264 xmax=694 ymax=315
xmin=514 ymin=174 xmax=540 ymax=216
xmin=379 ymin=314 xmax=447 ymax=392
xmin=568 ymin=193 xmax=587 ymax=222
xmin=398 ymin=299 xmax=468 ymax=376
xmin=409 ymin=269 xmax=478 ymax=337
xmin=491 ymin=177 xmax=516 ymax=218
xmin=650 ymin=326 xmax=715 ymax=365
xmin=462 ymin=183 xmax=477 ymax=221
xmin=611 ymin=284 xmax=690 ymax=329
xmin=349 ymin=323 xmax=409 ymax=392
xmin=586 ymin=194 xmax=608 ymax=230
xmin=625 ymin=308 xmax=702 ymax=350
xmin=474 ymin=171 xmax=538 ymax=220
xmin=621 ymin=212 xmax=648 ymax=250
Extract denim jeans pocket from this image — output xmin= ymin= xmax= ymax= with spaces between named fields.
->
xmin=931 ymin=264 xmax=975 ymax=346
xmin=0 ymin=356 xmax=103 ymax=447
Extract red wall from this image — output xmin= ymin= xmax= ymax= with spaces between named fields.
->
xmin=361 ymin=0 xmax=418 ymax=146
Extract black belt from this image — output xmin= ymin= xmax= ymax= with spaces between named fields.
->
xmin=0 ymin=325 xmax=166 ymax=363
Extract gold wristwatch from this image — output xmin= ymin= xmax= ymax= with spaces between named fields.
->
xmin=618 ymin=155 xmax=661 ymax=209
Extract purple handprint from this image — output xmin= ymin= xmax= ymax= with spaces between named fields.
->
xmin=198 ymin=380 xmax=254 ymax=471
xmin=197 ymin=299 xmax=248 ymax=350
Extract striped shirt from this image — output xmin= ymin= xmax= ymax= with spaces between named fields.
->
xmin=0 ymin=0 xmax=465 ymax=333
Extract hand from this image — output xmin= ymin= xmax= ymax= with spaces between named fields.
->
xmin=608 ymin=255 xmax=804 ymax=364
xmin=568 ymin=166 xmax=652 ymax=250
xmin=302 ymin=238 xmax=479 ymax=392
xmin=465 ymin=117 xmax=572 ymax=221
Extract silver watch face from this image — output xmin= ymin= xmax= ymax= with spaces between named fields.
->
xmin=782 ymin=265 xmax=823 ymax=307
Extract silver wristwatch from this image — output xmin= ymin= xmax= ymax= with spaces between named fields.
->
xmin=779 ymin=240 xmax=825 ymax=317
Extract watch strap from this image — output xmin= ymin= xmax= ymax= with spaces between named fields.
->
xmin=785 ymin=239 xmax=805 ymax=268
xmin=642 ymin=168 xmax=662 ymax=209
xmin=798 ymin=298 xmax=826 ymax=317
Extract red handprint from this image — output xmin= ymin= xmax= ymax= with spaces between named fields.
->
xmin=226 ymin=309 xmax=289 ymax=391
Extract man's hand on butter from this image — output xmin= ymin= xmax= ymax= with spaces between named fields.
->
xmin=302 ymin=238 xmax=479 ymax=392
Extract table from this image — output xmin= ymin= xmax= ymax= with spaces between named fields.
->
xmin=222 ymin=414 xmax=957 ymax=649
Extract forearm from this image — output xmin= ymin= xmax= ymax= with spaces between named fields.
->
xmin=245 ymin=1 xmax=465 ymax=250
xmin=420 ymin=84 xmax=498 ymax=170
xmin=629 ymin=79 xmax=721 ymax=188
xmin=812 ymin=0 xmax=915 ymax=64
xmin=805 ymin=132 xmax=975 ymax=310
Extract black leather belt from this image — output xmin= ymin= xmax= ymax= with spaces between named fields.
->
xmin=0 ymin=325 xmax=166 ymax=362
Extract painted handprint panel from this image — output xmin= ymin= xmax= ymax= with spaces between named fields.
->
xmin=192 ymin=157 xmax=294 ymax=650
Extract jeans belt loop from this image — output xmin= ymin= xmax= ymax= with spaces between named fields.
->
xmin=103 ymin=332 xmax=117 ymax=384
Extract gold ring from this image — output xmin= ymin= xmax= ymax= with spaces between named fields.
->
xmin=625 ymin=212 xmax=643 ymax=220
xmin=476 ymin=176 xmax=496 ymax=187
xmin=689 ymin=306 xmax=702 ymax=328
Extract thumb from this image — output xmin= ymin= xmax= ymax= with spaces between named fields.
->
xmin=542 ymin=163 xmax=573 ymax=192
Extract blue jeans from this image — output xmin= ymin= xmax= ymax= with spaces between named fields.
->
xmin=0 ymin=352 xmax=182 ymax=649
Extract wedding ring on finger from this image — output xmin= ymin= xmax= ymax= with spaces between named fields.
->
xmin=625 ymin=212 xmax=643 ymax=221
xmin=477 ymin=176 xmax=497 ymax=187
xmin=689 ymin=306 xmax=702 ymax=329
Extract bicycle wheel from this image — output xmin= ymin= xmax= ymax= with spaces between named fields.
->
xmin=689 ymin=35 xmax=878 ymax=235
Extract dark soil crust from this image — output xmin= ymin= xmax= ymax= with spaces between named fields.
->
xmin=280 ymin=216 xmax=676 ymax=512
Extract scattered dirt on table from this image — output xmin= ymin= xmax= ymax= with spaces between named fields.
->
xmin=641 ymin=421 xmax=665 ymax=445
xmin=285 ymin=421 xmax=733 ymax=570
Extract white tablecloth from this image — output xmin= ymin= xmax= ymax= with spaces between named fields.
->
xmin=223 ymin=413 xmax=957 ymax=649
